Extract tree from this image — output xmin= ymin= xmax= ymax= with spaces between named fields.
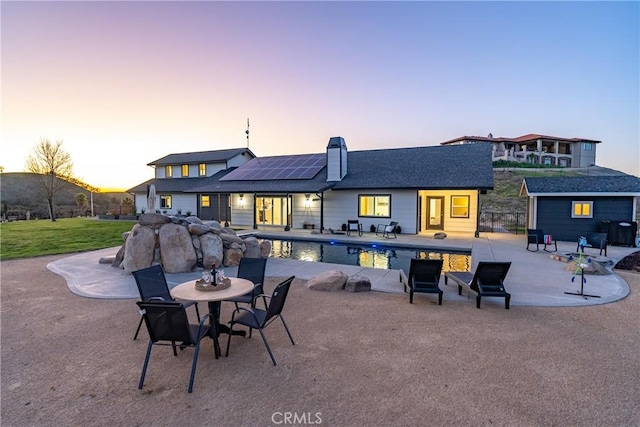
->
xmin=75 ymin=193 xmax=88 ymax=215
xmin=25 ymin=138 xmax=74 ymax=221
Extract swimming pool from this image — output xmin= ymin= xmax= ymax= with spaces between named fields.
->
xmin=265 ymin=238 xmax=471 ymax=273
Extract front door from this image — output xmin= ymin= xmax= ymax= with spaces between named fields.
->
xmin=426 ymin=196 xmax=444 ymax=230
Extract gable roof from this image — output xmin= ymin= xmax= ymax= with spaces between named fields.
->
xmin=147 ymin=148 xmax=254 ymax=166
xmin=333 ymin=143 xmax=493 ymax=190
xmin=521 ymin=176 xmax=640 ymax=197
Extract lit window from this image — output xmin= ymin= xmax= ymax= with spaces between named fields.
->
xmin=199 ymin=163 xmax=206 ymax=176
xmin=165 ymin=165 xmax=173 ymax=178
xmin=181 ymin=164 xmax=189 ymax=177
xmin=450 ymin=196 xmax=470 ymax=218
xmin=160 ymin=195 xmax=172 ymax=209
xmin=572 ymin=201 xmax=593 ymax=218
xmin=201 ymin=195 xmax=210 ymax=207
xmin=358 ymin=195 xmax=390 ymax=218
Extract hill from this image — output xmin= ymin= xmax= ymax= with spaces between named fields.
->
xmin=0 ymin=173 xmax=131 ymax=219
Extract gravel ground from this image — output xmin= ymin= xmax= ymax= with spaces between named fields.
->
xmin=1 ymin=255 xmax=639 ymax=426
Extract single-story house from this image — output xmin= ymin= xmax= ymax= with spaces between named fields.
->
xmin=520 ymin=175 xmax=640 ymax=244
xmin=127 ymin=138 xmax=494 ymax=235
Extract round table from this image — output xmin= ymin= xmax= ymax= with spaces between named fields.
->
xmin=171 ymin=277 xmax=254 ymax=357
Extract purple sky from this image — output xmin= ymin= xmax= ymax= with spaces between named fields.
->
xmin=2 ymin=1 xmax=638 ymax=190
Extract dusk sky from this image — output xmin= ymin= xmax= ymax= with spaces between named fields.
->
xmin=2 ymin=1 xmax=639 ymax=191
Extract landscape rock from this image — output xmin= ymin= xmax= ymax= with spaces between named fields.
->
xmin=223 ymin=248 xmax=243 ymax=267
xmin=137 ymin=213 xmax=171 ymax=227
xmin=260 ymin=240 xmax=272 ymax=257
xmin=121 ymin=226 xmax=157 ymax=274
xmin=200 ymin=233 xmax=224 ymax=269
xmin=345 ymin=275 xmax=372 ymax=292
xmin=187 ymin=223 xmax=210 ymax=236
xmin=305 ymin=270 xmax=348 ymax=291
xmin=242 ymin=236 xmax=262 ymax=258
xmin=158 ymin=223 xmax=197 ymax=273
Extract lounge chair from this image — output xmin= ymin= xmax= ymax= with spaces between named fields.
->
xmin=406 ymin=258 xmax=444 ymax=305
xmin=526 ymin=229 xmax=557 ymax=252
xmin=444 ymin=262 xmax=512 ymax=309
xmin=376 ymin=221 xmax=399 ymax=238
xmin=346 ymin=220 xmax=363 ymax=236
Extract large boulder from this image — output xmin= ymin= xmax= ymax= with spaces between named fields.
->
xmin=200 ymin=233 xmax=224 ymax=269
xmin=187 ymin=223 xmax=210 ymax=236
xmin=138 ymin=213 xmax=171 ymax=227
xmin=242 ymin=236 xmax=262 ymax=258
xmin=260 ymin=240 xmax=272 ymax=258
xmin=121 ymin=226 xmax=157 ymax=274
xmin=220 ymin=233 xmax=244 ymax=246
xmin=345 ymin=275 xmax=372 ymax=292
xmin=158 ymin=223 xmax=197 ymax=273
xmin=223 ymin=248 xmax=243 ymax=267
xmin=305 ymin=270 xmax=348 ymax=291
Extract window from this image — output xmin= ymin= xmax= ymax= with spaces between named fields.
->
xmin=165 ymin=165 xmax=173 ymax=178
xmin=201 ymin=195 xmax=210 ymax=207
xmin=572 ymin=201 xmax=593 ymax=218
xmin=199 ymin=163 xmax=206 ymax=176
xmin=358 ymin=194 xmax=390 ymax=218
xmin=583 ymin=142 xmax=593 ymax=151
xmin=160 ymin=195 xmax=172 ymax=209
xmin=181 ymin=164 xmax=189 ymax=177
xmin=450 ymin=196 xmax=470 ymax=218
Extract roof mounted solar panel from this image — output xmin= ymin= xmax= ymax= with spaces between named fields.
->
xmin=220 ymin=153 xmax=326 ymax=181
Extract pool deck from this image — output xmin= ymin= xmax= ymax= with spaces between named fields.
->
xmin=47 ymin=229 xmax=638 ymax=308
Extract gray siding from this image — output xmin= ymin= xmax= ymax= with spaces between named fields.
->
xmin=536 ymin=196 xmax=634 ymax=241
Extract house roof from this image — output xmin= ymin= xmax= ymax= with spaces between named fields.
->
xmin=128 ymin=143 xmax=494 ymax=194
xmin=441 ymin=134 xmax=601 ymax=145
xmin=332 ymin=143 xmax=493 ymax=190
xmin=147 ymin=148 xmax=254 ymax=166
xmin=520 ymin=176 xmax=640 ymax=197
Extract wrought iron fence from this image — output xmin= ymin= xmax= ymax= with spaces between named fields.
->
xmin=479 ymin=211 xmax=526 ymax=234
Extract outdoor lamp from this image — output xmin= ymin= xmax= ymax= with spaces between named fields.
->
xmin=239 ymin=194 xmax=244 ymax=205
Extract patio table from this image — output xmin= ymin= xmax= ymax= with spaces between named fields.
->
xmin=171 ymin=277 xmax=254 ymax=358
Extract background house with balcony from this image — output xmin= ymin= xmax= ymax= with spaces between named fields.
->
xmin=440 ymin=133 xmax=601 ymax=168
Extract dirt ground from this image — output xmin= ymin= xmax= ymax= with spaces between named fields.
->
xmin=1 ymin=255 xmax=639 ymax=426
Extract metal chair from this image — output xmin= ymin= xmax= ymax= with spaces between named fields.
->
xmin=346 ymin=220 xmax=363 ymax=236
xmin=225 ymin=276 xmax=295 ymax=366
xmin=136 ymin=301 xmax=213 ymax=393
xmin=376 ymin=221 xmax=399 ymax=238
xmin=224 ymin=258 xmax=268 ymax=309
xmin=132 ymin=265 xmax=200 ymax=340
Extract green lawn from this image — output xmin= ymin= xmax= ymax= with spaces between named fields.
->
xmin=0 ymin=218 xmax=137 ymax=260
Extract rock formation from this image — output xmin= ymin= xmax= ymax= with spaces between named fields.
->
xmin=113 ymin=213 xmax=270 ymax=274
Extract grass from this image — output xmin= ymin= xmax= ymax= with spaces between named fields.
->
xmin=0 ymin=218 xmax=137 ymax=261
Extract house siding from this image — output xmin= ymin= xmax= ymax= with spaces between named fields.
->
xmin=535 ymin=196 xmax=634 ymax=241
xmin=420 ymin=189 xmax=479 ymax=234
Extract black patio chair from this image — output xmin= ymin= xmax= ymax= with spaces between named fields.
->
xmin=406 ymin=258 xmax=444 ymax=305
xmin=444 ymin=262 xmax=512 ymax=309
xmin=224 ymin=257 xmax=268 ymax=309
xmin=136 ymin=301 xmax=214 ymax=393
xmin=376 ymin=221 xmax=399 ymax=238
xmin=526 ymin=229 xmax=557 ymax=252
xmin=579 ymin=232 xmax=608 ymax=256
xmin=346 ymin=219 xmax=363 ymax=236
xmin=225 ymin=276 xmax=295 ymax=366
xmin=132 ymin=265 xmax=200 ymax=340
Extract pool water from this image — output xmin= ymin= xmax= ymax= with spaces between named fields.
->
xmin=267 ymin=239 xmax=471 ymax=273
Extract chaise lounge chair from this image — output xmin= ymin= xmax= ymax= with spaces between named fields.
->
xmin=444 ymin=262 xmax=512 ymax=309
xmin=405 ymin=258 xmax=444 ymax=305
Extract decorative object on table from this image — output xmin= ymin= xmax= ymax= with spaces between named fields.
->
xmin=565 ymin=236 xmax=600 ymax=299
xmin=210 ymin=263 xmax=218 ymax=286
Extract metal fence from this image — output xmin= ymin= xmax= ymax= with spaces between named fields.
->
xmin=479 ymin=211 xmax=526 ymax=234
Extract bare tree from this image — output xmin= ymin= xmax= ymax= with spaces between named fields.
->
xmin=25 ymin=138 xmax=74 ymax=221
